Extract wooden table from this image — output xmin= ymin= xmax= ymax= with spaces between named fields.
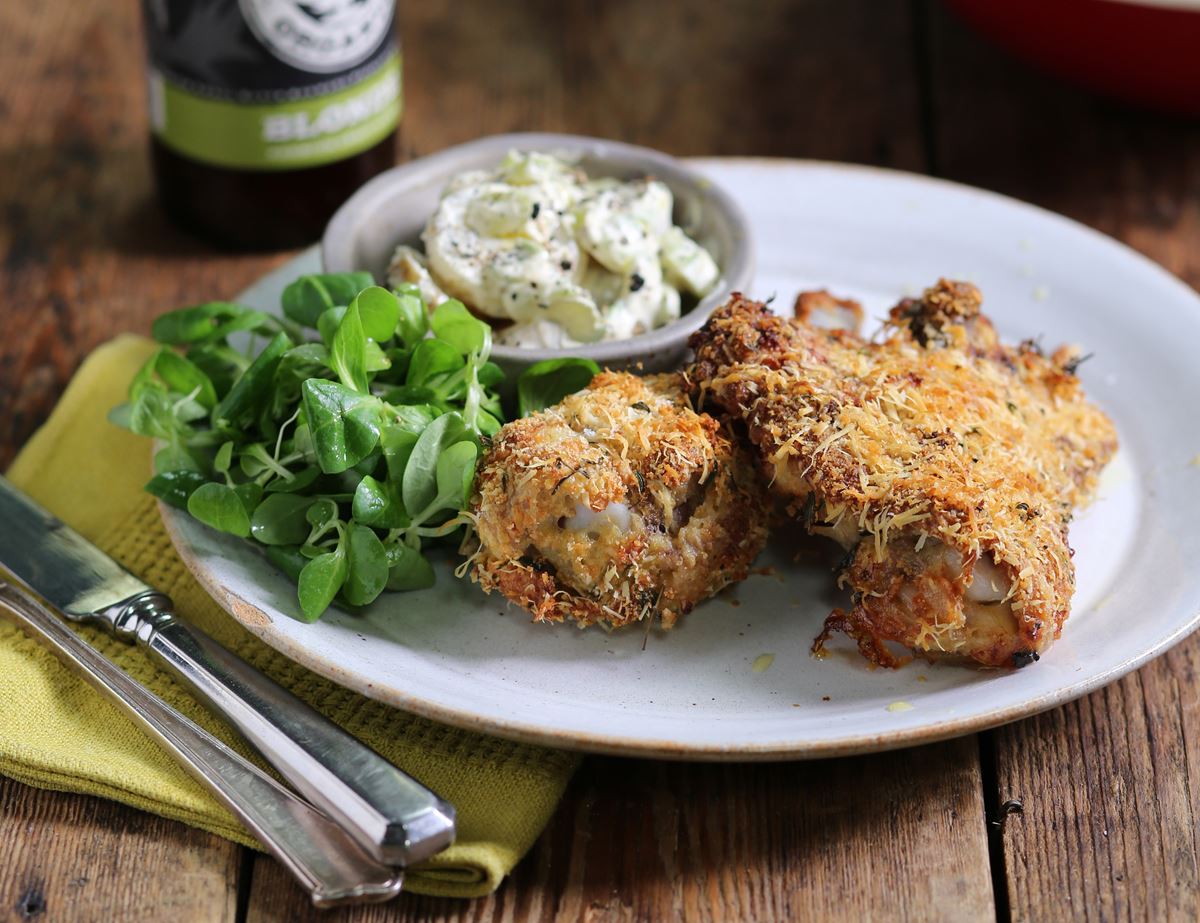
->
xmin=2 ymin=2 xmax=1198 ymax=920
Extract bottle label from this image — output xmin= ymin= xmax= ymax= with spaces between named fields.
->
xmin=143 ymin=0 xmax=401 ymax=171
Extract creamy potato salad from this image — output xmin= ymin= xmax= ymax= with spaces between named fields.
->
xmin=387 ymin=151 xmax=720 ymax=348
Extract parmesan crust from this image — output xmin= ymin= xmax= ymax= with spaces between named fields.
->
xmin=688 ymin=282 xmax=1118 ymax=668
xmin=469 ymin=372 xmax=770 ymax=629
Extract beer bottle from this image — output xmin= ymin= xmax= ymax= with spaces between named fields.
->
xmin=141 ymin=0 xmax=401 ymax=250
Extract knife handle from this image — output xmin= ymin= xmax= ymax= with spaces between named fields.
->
xmin=96 ymin=590 xmax=455 ymax=867
xmin=0 ymin=582 xmax=404 ymax=908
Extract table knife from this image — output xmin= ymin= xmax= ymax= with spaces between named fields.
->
xmin=0 ymin=476 xmax=455 ymax=867
xmin=0 ymin=579 xmax=404 ymax=907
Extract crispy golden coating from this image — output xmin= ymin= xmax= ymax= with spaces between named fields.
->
xmin=688 ymin=281 xmax=1118 ymax=668
xmin=469 ymin=371 xmax=769 ymax=629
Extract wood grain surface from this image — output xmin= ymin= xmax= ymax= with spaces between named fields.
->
xmin=1 ymin=1 xmax=1197 ymax=921
xmin=246 ymin=742 xmax=992 ymax=923
xmin=0 ymin=776 xmax=241 ymax=923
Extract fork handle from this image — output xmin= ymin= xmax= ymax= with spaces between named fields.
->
xmin=93 ymin=590 xmax=454 ymax=867
xmin=0 ymin=582 xmax=404 ymax=908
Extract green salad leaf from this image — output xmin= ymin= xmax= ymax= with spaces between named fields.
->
xmin=117 ymin=273 xmax=600 ymax=622
xmin=298 ymin=547 xmax=348 ymax=622
xmin=186 ymin=482 xmax=252 ymax=537
xmin=250 ymin=494 xmax=314 ymax=546
xmin=282 ymin=272 xmax=374 ymax=327
xmin=144 ymin=469 xmax=208 ymax=510
xmin=517 ymin=357 xmax=601 ymax=417
xmin=301 ymin=379 xmax=383 ymax=474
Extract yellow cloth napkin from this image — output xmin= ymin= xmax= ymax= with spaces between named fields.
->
xmin=0 ymin=335 xmax=578 ymax=898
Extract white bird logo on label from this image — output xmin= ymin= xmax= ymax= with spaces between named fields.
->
xmin=239 ymin=0 xmax=393 ymax=74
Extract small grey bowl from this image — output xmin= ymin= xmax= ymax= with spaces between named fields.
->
xmin=322 ymin=132 xmax=754 ymax=378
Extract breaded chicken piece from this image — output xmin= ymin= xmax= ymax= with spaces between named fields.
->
xmin=469 ymin=371 xmax=769 ymax=629
xmin=688 ymin=281 xmax=1118 ymax=668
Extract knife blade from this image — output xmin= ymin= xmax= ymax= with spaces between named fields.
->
xmin=0 ymin=475 xmax=455 ymax=867
xmin=0 ymin=480 xmax=148 ymax=616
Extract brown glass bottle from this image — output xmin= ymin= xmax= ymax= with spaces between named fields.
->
xmin=143 ymin=0 xmax=401 ymax=251
xmin=151 ymin=131 xmax=396 ymax=251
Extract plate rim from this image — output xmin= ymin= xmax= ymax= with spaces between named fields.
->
xmin=162 ymin=155 xmax=1200 ymax=761
xmin=689 ymin=155 xmax=1200 ymax=326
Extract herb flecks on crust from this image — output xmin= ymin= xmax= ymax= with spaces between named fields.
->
xmin=689 ymin=281 xmax=1117 ymax=668
xmin=469 ymin=371 xmax=769 ymax=630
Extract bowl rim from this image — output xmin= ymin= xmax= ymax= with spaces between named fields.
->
xmin=321 ymin=131 xmax=756 ymax=364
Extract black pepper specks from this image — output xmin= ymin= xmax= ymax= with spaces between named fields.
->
xmin=560 ymin=260 xmax=572 ymax=271
xmin=630 ymin=273 xmax=645 ymax=292
xmin=1015 ymin=502 xmax=1041 ymax=521
xmin=531 ymin=202 xmax=541 ymax=220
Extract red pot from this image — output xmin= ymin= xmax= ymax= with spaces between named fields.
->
xmin=944 ymin=0 xmax=1200 ymax=115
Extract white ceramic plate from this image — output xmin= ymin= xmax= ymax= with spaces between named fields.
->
xmin=163 ymin=158 xmax=1200 ymax=760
